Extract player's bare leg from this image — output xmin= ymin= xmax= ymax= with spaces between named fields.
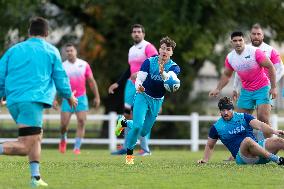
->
xmin=257 ymin=104 xmax=271 ymax=138
xmin=73 ymin=111 xmax=87 ymax=154
xmin=59 ymin=112 xmax=72 ymax=153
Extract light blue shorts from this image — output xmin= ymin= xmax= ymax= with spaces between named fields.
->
xmin=237 ymin=85 xmax=272 ymax=110
xmin=132 ymin=93 xmax=164 ymax=136
xmin=8 ymin=102 xmax=44 ymax=127
xmin=124 ymin=79 xmax=136 ymax=109
xmin=236 ymin=140 xmax=270 ymax=165
xmin=61 ymin=95 xmax=89 ymax=113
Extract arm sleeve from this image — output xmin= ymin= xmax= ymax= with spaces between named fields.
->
xmin=233 ymin=73 xmax=242 ymax=92
xmin=0 ymin=49 xmax=9 ymax=98
xmin=51 ymin=49 xmax=72 ymax=99
xmin=224 ymin=56 xmax=234 ymax=71
xmin=208 ymin=125 xmax=219 ymax=139
xmin=135 ymin=71 xmax=148 ymax=89
xmin=255 ymin=49 xmax=267 ymax=64
xmin=85 ymin=63 xmax=94 ymax=79
xmin=117 ymin=66 xmax=131 ymax=86
xmin=275 ymin=63 xmax=284 ymax=82
xmin=244 ymin=113 xmax=256 ymax=124
xmin=271 ymin=49 xmax=284 ymax=82
xmin=145 ymin=43 xmax=158 ymax=58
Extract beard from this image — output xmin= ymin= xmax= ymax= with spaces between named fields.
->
xmin=133 ymin=37 xmax=142 ymax=44
xmin=251 ymin=40 xmax=262 ymax=47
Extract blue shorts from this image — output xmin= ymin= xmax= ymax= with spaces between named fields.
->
xmin=237 ymin=85 xmax=272 ymax=110
xmin=236 ymin=140 xmax=270 ymax=165
xmin=124 ymin=79 xmax=136 ymax=109
xmin=8 ymin=102 xmax=44 ymax=127
xmin=61 ymin=95 xmax=89 ymax=113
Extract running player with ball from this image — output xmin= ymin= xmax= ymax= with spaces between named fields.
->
xmin=114 ymin=36 xmax=180 ymax=164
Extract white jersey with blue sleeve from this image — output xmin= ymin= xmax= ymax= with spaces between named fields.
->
xmin=135 ymin=55 xmax=180 ymax=98
xmin=209 ymin=112 xmax=257 ymax=158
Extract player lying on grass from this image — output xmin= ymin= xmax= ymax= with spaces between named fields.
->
xmin=198 ymin=96 xmax=284 ymax=165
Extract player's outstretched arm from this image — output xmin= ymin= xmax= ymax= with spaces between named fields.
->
xmin=232 ymin=73 xmax=241 ymax=101
xmin=209 ymin=68 xmax=233 ymax=97
xmin=249 ymin=119 xmax=284 ymax=136
xmin=197 ymin=138 xmax=217 ymax=164
xmin=108 ymin=66 xmax=131 ymax=94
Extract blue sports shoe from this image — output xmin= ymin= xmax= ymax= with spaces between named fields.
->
xmin=111 ymin=148 xmax=127 ymax=155
xmin=136 ymin=149 xmax=151 ymax=156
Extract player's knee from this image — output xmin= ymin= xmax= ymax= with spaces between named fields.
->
xmin=19 ymin=127 xmax=42 ymax=150
xmin=60 ymin=121 xmax=69 ymax=128
xmin=77 ymin=119 xmax=85 ymax=127
xmin=20 ymin=145 xmax=30 ymax=155
xmin=132 ymin=124 xmax=141 ymax=131
xmin=257 ymin=115 xmax=269 ymax=125
xmin=243 ymin=137 xmax=254 ymax=145
xmin=60 ymin=124 xmax=69 ymax=133
xmin=8 ymin=142 xmax=30 ymax=156
xmin=130 ymin=124 xmax=142 ymax=136
xmin=140 ymin=129 xmax=150 ymax=137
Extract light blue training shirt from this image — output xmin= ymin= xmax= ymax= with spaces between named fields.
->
xmin=0 ymin=37 xmax=72 ymax=108
xmin=209 ymin=112 xmax=257 ymax=158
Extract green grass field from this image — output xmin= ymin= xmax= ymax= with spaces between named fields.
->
xmin=0 ymin=149 xmax=284 ymax=189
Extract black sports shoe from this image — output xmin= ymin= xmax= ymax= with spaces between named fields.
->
xmin=278 ymin=157 xmax=284 ymax=165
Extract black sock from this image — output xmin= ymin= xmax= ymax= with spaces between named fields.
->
xmin=121 ymin=120 xmax=127 ymax=127
xmin=33 ymin=176 xmax=41 ymax=180
xmin=127 ymin=148 xmax=133 ymax=155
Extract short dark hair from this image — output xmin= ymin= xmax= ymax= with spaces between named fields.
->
xmin=251 ymin=23 xmax=262 ymax=31
xmin=29 ymin=17 xmax=49 ymax=37
xmin=160 ymin=36 xmax=176 ymax=49
xmin=65 ymin=43 xmax=76 ymax=48
xmin=131 ymin=24 xmax=145 ymax=33
xmin=230 ymin=31 xmax=244 ymax=39
xmin=218 ymin=96 xmax=234 ymax=110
